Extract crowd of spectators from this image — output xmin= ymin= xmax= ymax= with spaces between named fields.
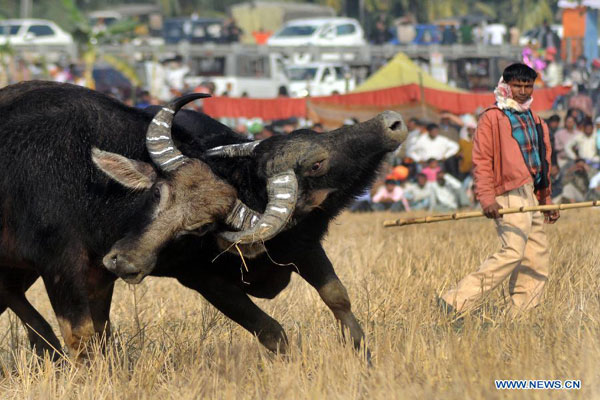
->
xmin=369 ymin=13 xmax=523 ymax=46
xmin=351 ymin=102 xmax=600 ymax=214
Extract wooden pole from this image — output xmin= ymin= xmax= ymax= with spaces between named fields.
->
xmin=383 ymin=201 xmax=600 ymax=228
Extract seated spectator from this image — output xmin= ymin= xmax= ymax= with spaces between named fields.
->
xmin=564 ymin=118 xmax=600 ymax=166
xmin=312 ymin=123 xmax=324 ymax=133
xmin=550 ymin=164 xmax=563 ymax=203
xmin=561 ymin=159 xmax=598 ymax=203
xmin=429 ymin=171 xmax=469 ymax=212
xmin=349 ymin=187 xmax=373 ymax=212
xmin=422 ymin=158 xmax=441 ymax=182
xmin=554 ymin=115 xmax=582 ymax=167
xmin=371 ymin=178 xmax=410 ymax=212
xmin=404 ymin=173 xmax=432 ymax=210
xmin=588 ymin=170 xmax=600 ymax=200
xmin=407 ymin=123 xmax=459 ymax=164
xmin=135 ymin=90 xmax=153 ymax=109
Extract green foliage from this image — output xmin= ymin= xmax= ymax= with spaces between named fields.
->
xmin=1 ymin=0 xmax=559 ymax=32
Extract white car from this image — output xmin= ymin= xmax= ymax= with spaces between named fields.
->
xmin=267 ymin=17 xmax=366 ymax=47
xmin=286 ymin=62 xmax=355 ymax=97
xmin=0 ymin=19 xmax=73 ymax=46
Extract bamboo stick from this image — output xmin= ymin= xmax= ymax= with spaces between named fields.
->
xmin=383 ymin=200 xmax=600 ymax=228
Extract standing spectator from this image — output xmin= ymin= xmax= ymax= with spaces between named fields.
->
xmin=589 ymin=59 xmax=600 ymax=90
xmin=223 ymin=17 xmax=243 ymax=43
xmin=472 ymin=23 xmax=484 ymax=44
xmin=438 ymin=112 xmax=461 ymax=142
xmin=554 ymin=115 xmax=582 ymax=167
xmin=439 ymin=63 xmax=557 ymax=317
xmin=542 ymin=48 xmax=563 ymax=88
xmin=371 ymin=179 xmax=410 ymax=211
xmin=441 ymin=25 xmax=458 ymax=45
xmin=457 ymin=121 xmax=476 ymax=179
xmin=399 ymin=117 xmax=424 ymax=159
xmin=407 ymin=123 xmax=459 ymax=164
xmin=568 ymin=56 xmax=590 ymax=89
xmin=564 ymin=118 xmax=600 ymax=165
xmin=370 ymin=15 xmax=392 ymax=44
xmin=484 ymin=21 xmax=507 ymax=45
xmin=395 ymin=15 xmax=416 ymax=44
xmin=509 ymin=25 xmax=520 ymax=46
xmin=405 ymin=173 xmax=432 ymax=210
xmin=537 ymin=20 xmax=561 ymax=57
xmin=459 ymin=23 xmax=474 ymax=44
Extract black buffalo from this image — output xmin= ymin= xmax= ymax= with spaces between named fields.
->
xmin=0 ymin=81 xmax=407 ymax=359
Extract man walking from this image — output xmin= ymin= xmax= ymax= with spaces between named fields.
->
xmin=440 ymin=63 xmax=559 ymax=317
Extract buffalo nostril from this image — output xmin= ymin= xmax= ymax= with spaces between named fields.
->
xmin=380 ymin=111 xmax=406 ymax=132
xmin=388 ymin=121 xmax=403 ymax=131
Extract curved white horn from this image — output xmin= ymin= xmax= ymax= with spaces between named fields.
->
xmin=205 ymin=141 xmax=262 ymax=158
xmin=146 ymin=93 xmax=210 ymax=172
xmin=220 ymin=170 xmax=298 ymax=244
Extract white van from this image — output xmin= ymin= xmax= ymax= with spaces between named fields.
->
xmin=267 ymin=17 xmax=366 ymax=47
xmin=183 ymin=53 xmax=289 ymax=98
xmin=0 ymin=19 xmax=73 ymax=47
xmin=286 ymin=62 xmax=355 ymax=97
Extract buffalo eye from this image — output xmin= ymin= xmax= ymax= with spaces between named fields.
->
xmin=153 ymin=185 xmax=161 ymax=201
xmin=311 ymin=161 xmax=321 ymax=171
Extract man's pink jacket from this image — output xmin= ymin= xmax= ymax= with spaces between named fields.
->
xmin=473 ymin=107 xmax=552 ymax=209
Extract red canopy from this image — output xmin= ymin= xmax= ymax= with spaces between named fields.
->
xmin=202 ymin=84 xmax=571 ymax=120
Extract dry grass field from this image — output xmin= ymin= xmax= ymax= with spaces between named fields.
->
xmin=0 ymin=208 xmax=598 ymax=399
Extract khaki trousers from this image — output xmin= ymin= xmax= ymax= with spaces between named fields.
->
xmin=442 ymin=183 xmax=550 ymax=313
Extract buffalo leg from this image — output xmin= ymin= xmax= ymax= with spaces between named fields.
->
xmin=0 ymin=269 xmax=63 ymax=359
xmin=295 ymin=247 xmax=370 ymax=357
xmin=85 ymin=266 xmax=115 ymax=340
xmin=42 ymin=269 xmax=96 ymax=359
xmin=177 ymin=273 xmax=288 ymax=353
xmin=4 ymin=291 xmax=64 ymax=359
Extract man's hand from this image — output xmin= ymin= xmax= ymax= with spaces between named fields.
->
xmin=483 ymin=202 xmax=503 ymax=219
xmin=543 ymin=210 xmax=560 ymax=224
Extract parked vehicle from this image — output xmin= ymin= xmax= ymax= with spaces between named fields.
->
xmin=231 ymin=2 xmax=335 ymax=43
xmin=183 ymin=53 xmax=289 ymax=98
xmin=163 ymin=17 xmax=224 ymax=44
xmin=286 ymin=62 xmax=355 ymax=97
xmin=88 ymin=5 xmax=164 ymax=45
xmin=267 ymin=17 xmax=366 ymax=47
xmin=0 ymin=19 xmax=73 ymax=47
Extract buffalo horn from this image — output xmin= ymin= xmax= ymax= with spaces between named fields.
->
xmin=205 ymin=141 xmax=262 ymax=158
xmin=220 ymin=170 xmax=298 ymax=244
xmin=146 ymin=93 xmax=210 ymax=172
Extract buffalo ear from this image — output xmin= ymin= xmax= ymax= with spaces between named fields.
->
xmin=92 ymin=147 xmax=157 ymax=190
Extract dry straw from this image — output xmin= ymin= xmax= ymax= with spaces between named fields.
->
xmin=383 ymin=200 xmax=600 ymax=227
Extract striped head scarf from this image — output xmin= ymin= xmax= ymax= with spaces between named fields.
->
xmin=494 ymin=77 xmax=533 ymax=112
